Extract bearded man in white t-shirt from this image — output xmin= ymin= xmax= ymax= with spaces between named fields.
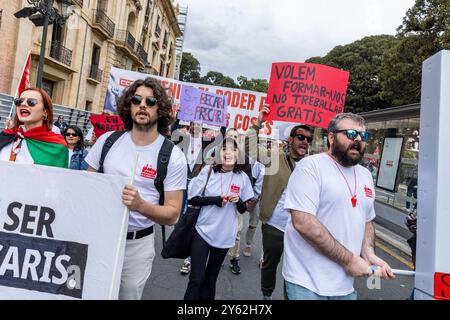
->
xmin=85 ymin=78 xmax=187 ymax=300
xmin=283 ymin=113 xmax=395 ymax=300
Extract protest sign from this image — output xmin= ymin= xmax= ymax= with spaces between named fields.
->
xmin=179 ymin=86 xmax=228 ymax=126
xmin=264 ymin=62 xmax=350 ymax=129
xmin=90 ymin=114 xmax=124 ymax=138
xmin=0 ymin=161 xmax=128 ymax=299
xmin=105 ymin=67 xmax=295 ymax=139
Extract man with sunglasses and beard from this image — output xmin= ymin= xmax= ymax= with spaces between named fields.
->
xmin=244 ymin=104 xmax=313 ymax=300
xmin=85 ymin=78 xmax=187 ymax=300
xmin=283 ymin=113 xmax=395 ymax=300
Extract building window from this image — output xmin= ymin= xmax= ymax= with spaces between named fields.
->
xmin=0 ymin=10 xmax=3 ymax=29
xmin=85 ymin=101 xmax=93 ymax=112
xmin=42 ymin=79 xmax=55 ymax=98
xmin=159 ymin=61 xmax=165 ymax=76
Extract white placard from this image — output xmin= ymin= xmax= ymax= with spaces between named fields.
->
xmin=0 ymin=161 xmax=129 ymax=300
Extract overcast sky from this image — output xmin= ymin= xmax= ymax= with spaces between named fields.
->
xmin=177 ymin=0 xmax=416 ymax=81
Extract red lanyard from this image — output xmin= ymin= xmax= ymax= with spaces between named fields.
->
xmin=329 ymin=155 xmax=357 ymax=208
xmin=220 ymin=171 xmax=234 ymax=197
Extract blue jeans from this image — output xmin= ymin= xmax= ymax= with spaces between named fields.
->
xmin=285 ymin=280 xmax=357 ymax=300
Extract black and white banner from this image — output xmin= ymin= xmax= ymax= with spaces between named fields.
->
xmin=0 ymin=161 xmax=129 ymax=299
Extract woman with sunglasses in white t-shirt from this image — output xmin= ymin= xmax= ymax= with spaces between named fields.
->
xmin=184 ymin=137 xmax=254 ymax=300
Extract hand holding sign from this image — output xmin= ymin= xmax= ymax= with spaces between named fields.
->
xmin=265 ymin=62 xmax=349 ymax=129
xmin=257 ymin=104 xmax=271 ymax=125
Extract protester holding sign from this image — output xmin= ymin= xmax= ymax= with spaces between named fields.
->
xmin=85 ymin=77 xmax=187 ymax=300
xmin=0 ymin=88 xmax=68 ymax=168
xmin=283 ymin=113 xmax=394 ymax=300
xmin=184 ymin=137 xmax=254 ymax=300
xmin=64 ymin=125 xmax=89 ymax=170
xmin=243 ymin=104 xmax=313 ymax=300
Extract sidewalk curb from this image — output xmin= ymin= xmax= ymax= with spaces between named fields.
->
xmin=374 ymin=223 xmax=412 ymax=258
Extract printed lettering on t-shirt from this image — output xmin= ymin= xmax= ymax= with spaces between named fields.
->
xmin=141 ymin=164 xmax=157 ymax=179
xmin=230 ymin=184 xmax=240 ymax=194
xmin=364 ymin=185 xmax=373 ymax=198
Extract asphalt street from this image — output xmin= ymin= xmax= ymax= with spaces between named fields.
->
xmin=143 ymin=218 xmax=414 ymax=300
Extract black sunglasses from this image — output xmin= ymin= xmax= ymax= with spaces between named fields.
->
xmin=334 ymin=129 xmax=370 ymax=142
xmin=295 ymin=134 xmax=313 ymax=143
xmin=65 ymin=132 xmax=78 ymax=137
xmin=131 ymin=95 xmax=158 ymax=107
xmin=14 ymin=97 xmax=39 ymax=107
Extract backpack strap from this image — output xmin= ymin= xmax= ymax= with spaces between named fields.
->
xmin=98 ymin=130 xmax=126 ymax=173
xmin=154 ymin=138 xmax=175 ymax=249
xmin=155 ymin=138 xmax=175 ymax=205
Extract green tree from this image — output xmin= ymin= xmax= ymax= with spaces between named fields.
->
xmin=380 ymin=0 xmax=449 ymax=106
xmin=179 ymin=52 xmax=201 ymax=82
xmin=200 ymin=71 xmax=239 ymax=88
xmin=306 ymin=35 xmax=398 ymax=113
xmin=237 ymin=76 xmax=269 ymax=93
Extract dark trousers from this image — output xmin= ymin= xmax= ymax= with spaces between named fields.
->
xmin=184 ymin=230 xmax=228 ymax=300
xmin=261 ymin=223 xmax=284 ymax=297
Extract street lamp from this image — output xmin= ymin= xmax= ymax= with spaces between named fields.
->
xmin=14 ymin=0 xmax=74 ymax=88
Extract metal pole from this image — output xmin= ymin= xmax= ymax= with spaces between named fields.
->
xmin=36 ymin=0 xmax=53 ymax=88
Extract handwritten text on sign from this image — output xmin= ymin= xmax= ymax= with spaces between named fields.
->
xmin=265 ymin=62 xmax=350 ymax=129
xmin=90 ymin=114 xmax=124 ymax=138
xmin=179 ymin=86 xmax=228 ymax=127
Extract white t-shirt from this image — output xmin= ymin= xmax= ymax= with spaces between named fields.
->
xmin=0 ymin=140 xmax=34 ymax=164
xmin=187 ymin=135 xmax=202 ymax=171
xmin=68 ymin=148 xmax=74 ymax=167
xmin=52 ymin=125 xmax=61 ymax=135
xmin=85 ymin=131 xmax=188 ymax=232
xmin=252 ymin=161 xmax=265 ymax=198
xmin=85 ymin=127 xmax=94 ymax=141
xmin=283 ymin=153 xmax=376 ymax=296
xmin=267 ymin=188 xmax=289 ymax=232
xmin=188 ymin=165 xmax=254 ymax=248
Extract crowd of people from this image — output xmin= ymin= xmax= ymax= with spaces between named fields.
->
xmin=0 ymin=77 xmax=396 ymax=300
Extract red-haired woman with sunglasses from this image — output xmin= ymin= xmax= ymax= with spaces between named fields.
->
xmin=0 ymin=88 xmax=68 ymax=168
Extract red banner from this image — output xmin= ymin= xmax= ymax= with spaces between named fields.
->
xmin=18 ymin=51 xmax=31 ymax=96
xmin=435 ymin=272 xmax=450 ymax=300
xmin=264 ymin=62 xmax=350 ymax=129
xmin=90 ymin=114 xmax=124 ymax=138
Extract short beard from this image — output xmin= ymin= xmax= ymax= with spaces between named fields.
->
xmin=133 ymin=118 xmax=157 ymax=132
xmin=332 ymin=138 xmax=365 ymax=167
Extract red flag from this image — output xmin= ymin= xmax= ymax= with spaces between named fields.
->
xmin=17 ymin=51 xmax=31 ymax=96
xmin=8 ymin=51 xmax=31 ymax=123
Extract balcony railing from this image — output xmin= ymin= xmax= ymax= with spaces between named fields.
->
xmin=93 ymin=9 xmax=115 ymax=38
xmin=116 ymin=30 xmax=136 ymax=53
xmin=73 ymin=0 xmax=83 ymax=7
xmin=89 ymin=65 xmax=103 ymax=82
xmin=135 ymin=42 xmax=148 ymax=64
xmin=116 ymin=30 xmax=148 ymax=64
xmin=49 ymin=41 xmax=72 ymax=67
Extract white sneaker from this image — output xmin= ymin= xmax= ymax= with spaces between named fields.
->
xmin=180 ymin=261 xmax=191 ymax=275
xmin=243 ymin=245 xmax=252 ymax=257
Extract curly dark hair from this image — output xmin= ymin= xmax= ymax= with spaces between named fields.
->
xmin=116 ymin=77 xmax=173 ymax=136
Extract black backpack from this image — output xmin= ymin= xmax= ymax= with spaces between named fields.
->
xmin=98 ymin=130 xmax=174 ymax=249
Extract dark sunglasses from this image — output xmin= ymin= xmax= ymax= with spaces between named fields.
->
xmin=14 ymin=97 xmax=39 ymax=107
xmin=334 ymin=129 xmax=370 ymax=142
xmin=65 ymin=132 xmax=78 ymax=137
xmin=131 ymin=95 xmax=157 ymax=107
xmin=295 ymin=134 xmax=313 ymax=143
